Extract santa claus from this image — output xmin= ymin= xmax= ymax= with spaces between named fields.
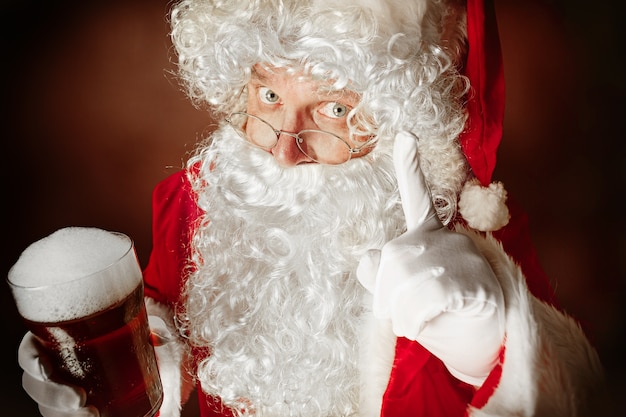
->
xmin=17 ymin=0 xmax=603 ymax=416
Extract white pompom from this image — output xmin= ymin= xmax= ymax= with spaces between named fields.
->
xmin=458 ymin=178 xmax=510 ymax=232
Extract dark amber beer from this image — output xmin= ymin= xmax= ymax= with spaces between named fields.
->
xmin=9 ymin=228 xmax=163 ymax=417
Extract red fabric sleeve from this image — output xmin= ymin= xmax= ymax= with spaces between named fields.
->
xmin=381 ymin=339 xmax=475 ymax=417
xmin=143 ymin=169 xmax=201 ymax=307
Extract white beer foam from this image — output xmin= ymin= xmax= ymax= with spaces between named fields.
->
xmin=8 ymin=227 xmax=142 ymax=323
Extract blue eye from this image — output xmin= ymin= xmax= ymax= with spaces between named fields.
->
xmin=259 ymin=87 xmax=280 ymax=104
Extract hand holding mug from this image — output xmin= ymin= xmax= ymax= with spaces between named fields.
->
xmin=9 ymin=228 xmax=163 ymax=417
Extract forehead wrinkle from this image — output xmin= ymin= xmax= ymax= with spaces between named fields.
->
xmin=252 ymin=64 xmax=360 ymax=106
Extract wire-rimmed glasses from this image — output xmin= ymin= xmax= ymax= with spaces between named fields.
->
xmin=226 ymin=112 xmax=372 ymax=165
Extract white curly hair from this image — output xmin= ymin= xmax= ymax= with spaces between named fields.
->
xmin=170 ymin=0 xmax=472 ymax=224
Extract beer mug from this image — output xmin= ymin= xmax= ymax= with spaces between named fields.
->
xmin=8 ymin=227 xmax=163 ymax=417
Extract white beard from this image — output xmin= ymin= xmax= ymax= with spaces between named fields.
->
xmin=179 ymin=126 xmax=404 ymax=416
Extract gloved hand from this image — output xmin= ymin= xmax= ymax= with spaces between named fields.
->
xmin=357 ymin=132 xmax=506 ymax=386
xmin=18 ymin=332 xmax=98 ymax=417
xmin=17 ymin=316 xmax=171 ymax=417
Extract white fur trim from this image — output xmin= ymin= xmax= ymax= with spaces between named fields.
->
xmin=458 ymin=178 xmax=510 ymax=232
xmin=455 ymin=227 xmax=605 ymax=417
xmin=145 ymin=297 xmax=194 ymax=417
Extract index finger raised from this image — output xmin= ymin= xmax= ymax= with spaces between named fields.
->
xmin=393 ymin=132 xmax=437 ymax=231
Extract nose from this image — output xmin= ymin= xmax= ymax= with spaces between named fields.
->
xmin=270 ymin=133 xmax=313 ymax=167
xmin=270 ymin=113 xmax=314 ymax=167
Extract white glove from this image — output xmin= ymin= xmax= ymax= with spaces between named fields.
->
xmin=17 ymin=315 xmax=171 ymax=417
xmin=18 ymin=332 xmax=98 ymax=417
xmin=357 ymin=132 xmax=505 ymax=386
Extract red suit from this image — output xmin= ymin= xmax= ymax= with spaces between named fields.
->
xmin=142 ymin=4 xmax=600 ymax=414
xmin=143 ymin=168 xmax=600 ymax=417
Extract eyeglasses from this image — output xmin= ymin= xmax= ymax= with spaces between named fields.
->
xmin=226 ymin=112 xmax=372 ymax=165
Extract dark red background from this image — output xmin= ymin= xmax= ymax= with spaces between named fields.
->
xmin=2 ymin=1 xmax=623 ymax=415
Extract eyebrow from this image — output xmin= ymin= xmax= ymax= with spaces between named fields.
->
xmin=250 ymin=66 xmax=270 ymax=83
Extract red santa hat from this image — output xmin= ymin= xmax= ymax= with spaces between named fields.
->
xmin=458 ymin=0 xmax=510 ymax=231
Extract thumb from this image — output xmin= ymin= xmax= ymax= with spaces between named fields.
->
xmin=393 ymin=132 xmax=437 ymax=231
xmin=356 ymin=249 xmax=381 ymax=293
xmin=148 ymin=315 xmax=173 ymax=346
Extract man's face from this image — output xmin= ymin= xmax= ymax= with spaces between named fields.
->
xmin=183 ymin=65 xmax=404 ymax=411
xmin=242 ymin=64 xmax=374 ymax=166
